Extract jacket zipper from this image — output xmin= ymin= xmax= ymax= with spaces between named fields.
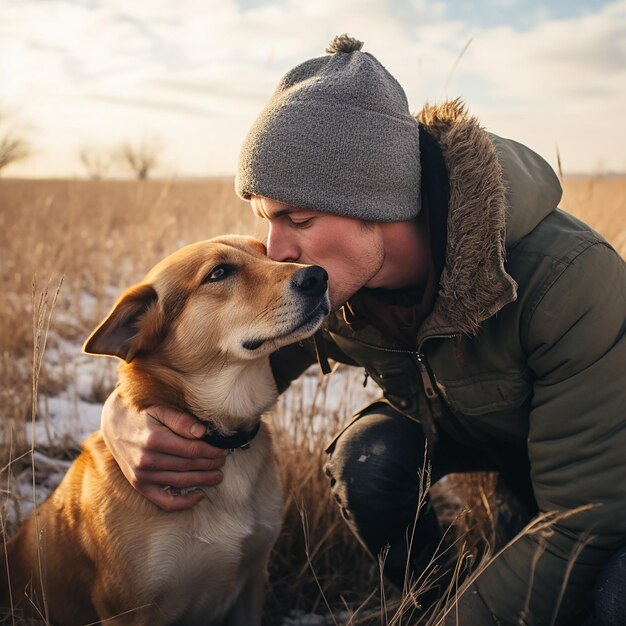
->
xmin=332 ymin=335 xmax=453 ymax=445
xmin=413 ymin=353 xmax=438 ymax=400
xmin=333 ymin=337 xmax=443 ymax=402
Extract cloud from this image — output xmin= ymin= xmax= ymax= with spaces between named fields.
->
xmin=459 ymin=1 xmax=626 ymax=102
xmin=1 ymin=0 xmax=624 ymax=175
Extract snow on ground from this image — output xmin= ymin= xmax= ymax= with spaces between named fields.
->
xmin=6 ymin=328 xmax=118 ymax=522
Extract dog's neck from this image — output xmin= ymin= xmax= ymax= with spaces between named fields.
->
xmin=183 ymin=358 xmax=278 ymax=431
xmin=117 ymin=357 xmax=278 ymax=434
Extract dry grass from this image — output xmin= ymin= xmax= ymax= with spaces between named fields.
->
xmin=560 ymin=175 xmax=626 ymax=255
xmin=0 ymin=178 xmax=258 ymax=465
xmin=0 ymin=175 xmax=624 ymax=625
xmin=267 ymin=369 xmax=387 ymax=623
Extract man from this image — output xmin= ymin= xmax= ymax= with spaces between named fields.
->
xmin=101 ymin=35 xmax=626 ymax=624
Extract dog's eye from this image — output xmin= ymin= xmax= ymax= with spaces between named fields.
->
xmin=203 ymin=264 xmax=233 ymax=284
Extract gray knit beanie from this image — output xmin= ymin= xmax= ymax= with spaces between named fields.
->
xmin=235 ymin=34 xmax=421 ymax=222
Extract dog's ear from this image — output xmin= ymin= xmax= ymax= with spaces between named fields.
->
xmin=83 ymin=283 xmax=163 ymax=362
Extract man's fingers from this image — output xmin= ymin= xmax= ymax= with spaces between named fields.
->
xmin=100 ymin=395 xmax=229 ymax=511
xmin=134 ymin=469 xmax=224 ymax=491
xmin=142 ymin=428 xmax=229 ymax=460
xmin=146 ymin=405 xmax=207 ymax=439
xmin=135 ymin=450 xmax=228 ymax=473
xmin=144 ymin=405 xmax=229 ymax=459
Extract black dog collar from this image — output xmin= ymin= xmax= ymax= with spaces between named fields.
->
xmin=202 ymin=421 xmax=261 ymax=451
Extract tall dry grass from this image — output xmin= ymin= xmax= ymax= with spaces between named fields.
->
xmin=560 ymin=175 xmax=626 ymax=255
xmin=0 ymin=175 xmax=624 ymax=625
xmin=0 ymin=178 xmax=258 ymax=463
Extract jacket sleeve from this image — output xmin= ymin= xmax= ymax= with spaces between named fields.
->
xmin=270 ymin=331 xmax=359 ymax=394
xmin=476 ymin=241 xmax=626 ymax=625
xmin=269 ymin=340 xmax=318 ymax=394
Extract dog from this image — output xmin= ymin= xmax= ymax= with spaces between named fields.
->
xmin=1 ymin=235 xmax=329 ymax=625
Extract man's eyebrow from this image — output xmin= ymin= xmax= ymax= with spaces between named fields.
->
xmin=272 ymin=208 xmax=297 ymax=218
xmin=257 ymin=206 xmax=299 ymax=219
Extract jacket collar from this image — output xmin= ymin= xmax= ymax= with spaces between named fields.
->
xmin=416 ymin=100 xmax=560 ymax=340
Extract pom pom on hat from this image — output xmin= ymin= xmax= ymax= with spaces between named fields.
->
xmin=325 ymin=34 xmax=364 ymax=54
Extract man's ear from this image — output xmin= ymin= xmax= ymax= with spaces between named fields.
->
xmin=83 ymin=283 xmax=162 ymax=362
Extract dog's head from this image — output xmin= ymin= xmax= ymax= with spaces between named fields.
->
xmin=83 ymin=235 xmax=329 ymax=374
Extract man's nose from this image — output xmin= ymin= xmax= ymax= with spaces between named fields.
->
xmin=266 ymin=225 xmax=299 ymax=262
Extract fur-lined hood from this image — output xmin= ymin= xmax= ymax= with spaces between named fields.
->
xmin=416 ymin=100 xmax=562 ymax=339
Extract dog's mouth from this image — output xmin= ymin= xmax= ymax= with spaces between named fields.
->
xmin=243 ymin=300 xmax=329 ymax=352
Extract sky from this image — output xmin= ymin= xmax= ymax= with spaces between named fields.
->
xmin=1 ymin=0 xmax=625 ymax=178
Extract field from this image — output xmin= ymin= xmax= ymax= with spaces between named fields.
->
xmin=0 ymin=175 xmax=624 ymax=624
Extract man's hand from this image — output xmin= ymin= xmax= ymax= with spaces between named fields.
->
xmin=100 ymin=391 xmax=228 ymax=511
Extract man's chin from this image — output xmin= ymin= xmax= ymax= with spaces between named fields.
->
xmin=329 ymin=289 xmax=361 ymax=311
xmin=329 ymin=296 xmax=349 ymax=312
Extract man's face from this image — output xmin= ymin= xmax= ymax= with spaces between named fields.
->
xmin=252 ymin=196 xmax=386 ymax=310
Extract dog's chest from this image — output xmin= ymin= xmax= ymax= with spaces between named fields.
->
xmin=139 ymin=454 xmax=282 ymax=623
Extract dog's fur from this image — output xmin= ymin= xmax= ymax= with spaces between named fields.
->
xmin=0 ymin=235 xmax=329 ymax=625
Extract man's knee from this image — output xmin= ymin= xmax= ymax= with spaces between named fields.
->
xmin=323 ymin=403 xmax=438 ymax=556
xmin=325 ymin=404 xmax=427 ymax=510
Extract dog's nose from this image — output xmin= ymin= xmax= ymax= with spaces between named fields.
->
xmin=291 ymin=266 xmax=328 ymax=297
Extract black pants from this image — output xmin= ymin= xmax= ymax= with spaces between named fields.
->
xmin=324 ymin=402 xmax=532 ymax=587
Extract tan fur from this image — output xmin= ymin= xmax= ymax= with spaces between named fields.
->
xmin=1 ymin=235 xmax=329 ymax=625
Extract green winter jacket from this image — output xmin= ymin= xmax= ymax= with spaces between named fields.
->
xmin=269 ymin=101 xmax=626 ymax=625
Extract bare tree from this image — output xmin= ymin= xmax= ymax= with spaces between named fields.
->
xmin=0 ymin=112 xmax=31 ymax=174
xmin=115 ymin=138 xmax=162 ymax=180
xmin=79 ymin=146 xmax=112 ymax=180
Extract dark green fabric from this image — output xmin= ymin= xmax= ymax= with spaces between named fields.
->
xmin=269 ymin=128 xmax=626 ymax=624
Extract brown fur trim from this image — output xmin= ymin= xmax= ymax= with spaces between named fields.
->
xmin=417 ymin=99 xmax=517 ymax=336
